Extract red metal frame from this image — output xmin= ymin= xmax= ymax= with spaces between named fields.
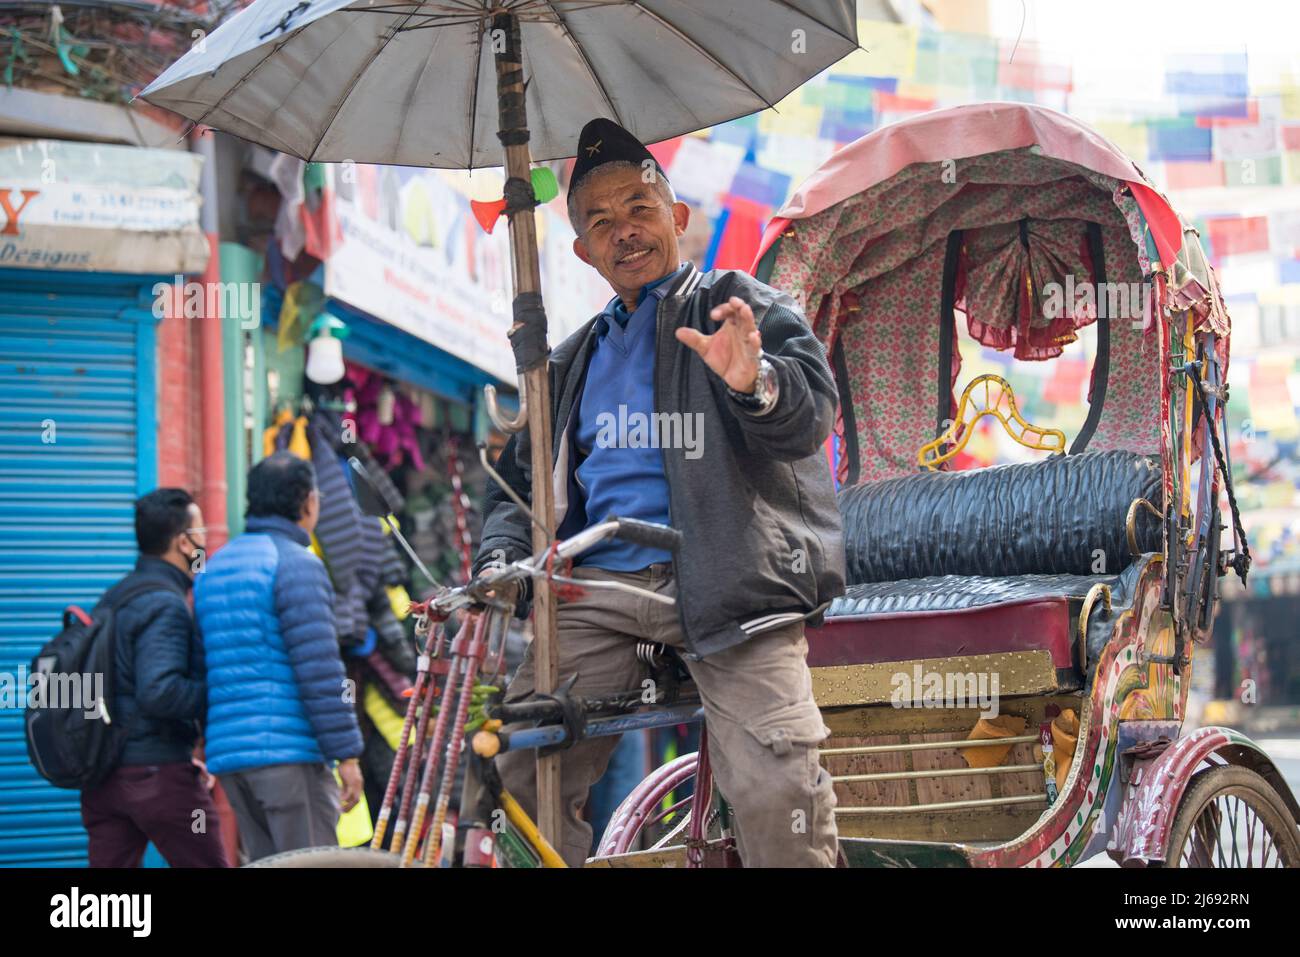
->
xmin=596 ymin=753 xmax=699 ymax=857
xmin=805 ymin=599 xmax=1076 ymax=670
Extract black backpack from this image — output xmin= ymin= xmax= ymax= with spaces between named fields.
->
xmin=24 ymin=577 xmax=178 ymax=790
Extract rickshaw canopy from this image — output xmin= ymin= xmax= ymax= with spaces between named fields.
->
xmin=753 ymin=102 xmax=1232 ymax=485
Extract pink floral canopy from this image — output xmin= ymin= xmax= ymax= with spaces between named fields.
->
xmin=755 ymin=104 xmax=1228 ymax=487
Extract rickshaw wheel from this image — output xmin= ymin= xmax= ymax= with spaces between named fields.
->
xmin=595 ymin=752 xmax=724 ymax=857
xmin=245 ymin=846 xmax=408 ymax=868
xmin=1165 ymin=767 xmax=1300 ymax=868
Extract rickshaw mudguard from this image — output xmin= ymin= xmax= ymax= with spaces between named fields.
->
xmin=1106 ymin=726 xmax=1300 ymax=867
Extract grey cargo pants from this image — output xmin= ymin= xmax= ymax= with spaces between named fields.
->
xmin=219 ymin=762 xmax=340 ymax=863
xmin=497 ymin=564 xmax=838 ymax=867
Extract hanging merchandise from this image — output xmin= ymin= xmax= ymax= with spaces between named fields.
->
xmin=348 ymin=362 xmax=426 ymax=471
xmin=270 ymin=153 xmax=308 ymax=262
xmin=267 ymin=355 xmax=492 ymax=833
xmin=377 ymin=384 xmax=396 ymax=426
xmin=263 ymin=403 xmax=313 ymax=460
xmin=306 ymin=407 xmax=369 ymax=642
xmin=446 ymin=437 xmax=475 ymax=582
xmin=401 ymin=428 xmax=486 ymax=591
xmin=277 ymin=280 xmax=325 ymax=352
xmin=301 ymin=161 xmax=345 ymax=261
xmin=305 ymin=314 xmax=350 ymax=384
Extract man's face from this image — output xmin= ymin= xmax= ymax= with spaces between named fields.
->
xmin=572 ymin=165 xmax=689 ymax=302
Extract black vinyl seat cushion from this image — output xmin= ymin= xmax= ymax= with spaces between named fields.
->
xmin=837 ymin=450 xmax=1162 ymax=585
xmin=827 ymin=572 xmax=1120 ymax=618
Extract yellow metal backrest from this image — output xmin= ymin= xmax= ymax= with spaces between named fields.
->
xmin=918 ymin=374 xmax=1066 ymax=470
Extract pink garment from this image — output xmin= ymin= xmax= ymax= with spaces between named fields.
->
xmin=345 ymin=361 xmax=426 ymax=472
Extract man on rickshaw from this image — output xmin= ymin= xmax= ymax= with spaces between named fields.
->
xmin=476 ymin=118 xmax=846 ymax=867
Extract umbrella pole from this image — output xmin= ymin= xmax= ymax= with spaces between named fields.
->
xmin=493 ymin=12 xmax=563 ymax=851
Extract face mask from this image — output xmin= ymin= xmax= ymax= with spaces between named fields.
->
xmin=181 ymin=531 xmax=205 ymax=568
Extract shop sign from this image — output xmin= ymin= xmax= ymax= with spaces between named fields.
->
xmin=0 ymin=138 xmax=208 ymax=273
xmin=323 ymin=163 xmax=609 ymax=383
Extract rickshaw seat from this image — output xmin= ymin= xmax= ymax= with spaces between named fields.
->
xmin=809 ymin=571 xmax=1122 ymax=671
xmin=837 ymin=449 xmax=1162 ymax=584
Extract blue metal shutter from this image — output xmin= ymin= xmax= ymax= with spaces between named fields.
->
xmin=0 ymin=270 xmax=160 ymax=866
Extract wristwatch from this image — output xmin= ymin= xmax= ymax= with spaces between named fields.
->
xmin=727 ymin=355 xmax=779 ymax=416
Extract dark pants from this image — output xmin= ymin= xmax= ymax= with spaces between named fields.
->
xmin=81 ymin=762 xmax=231 ymax=868
xmin=219 ymin=762 xmax=340 ymax=863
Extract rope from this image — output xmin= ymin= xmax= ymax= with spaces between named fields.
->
xmin=1187 ymin=367 xmax=1251 ymax=583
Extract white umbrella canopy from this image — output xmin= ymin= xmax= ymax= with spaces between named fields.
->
xmin=140 ymin=0 xmax=858 ymax=169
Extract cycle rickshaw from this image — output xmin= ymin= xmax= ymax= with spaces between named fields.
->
xmin=260 ymin=103 xmax=1299 ymax=869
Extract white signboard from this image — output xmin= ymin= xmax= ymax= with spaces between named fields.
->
xmin=0 ymin=139 xmax=207 ymax=273
xmin=324 ymin=164 xmax=609 ymax=383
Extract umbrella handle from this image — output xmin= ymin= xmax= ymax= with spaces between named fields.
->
xmin=484 ymin=378 xmax=528 ymax=433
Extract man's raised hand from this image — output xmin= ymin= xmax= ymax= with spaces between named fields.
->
xmin=675 ymin=295 xmax=761 ymax=394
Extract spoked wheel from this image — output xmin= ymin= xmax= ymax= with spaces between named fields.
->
xmin=247 ymin=846 xmax=408 ymax=868
xmin=1166 ymin=766 xmax=1300 ymax=868
xmin=595 ymin=752 xmax=723 ymax=857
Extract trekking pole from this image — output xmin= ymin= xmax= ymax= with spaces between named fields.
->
xmin=422 ymin=607 xmax=494 ymax=866
xmin=384 ymin=658 xmax=440 ymax=851
xmin=372 ymin=619 xmax=443 ymax=851
xmin=390 ymin=657 xmax=444 ymax=854
xmin=400 ymin=613 xmax=478 ymax=868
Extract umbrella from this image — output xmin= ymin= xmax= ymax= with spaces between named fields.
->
xmin=140 ymin=0 xmax=858 ymax=850
xmin=140 ymin=1 xmax=857 ymax=168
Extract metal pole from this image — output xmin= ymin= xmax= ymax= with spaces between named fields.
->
xmin=492 ymin=12 xmax=562 ymax=848
xmin=189 ymin=128 xmax=230 ymax=552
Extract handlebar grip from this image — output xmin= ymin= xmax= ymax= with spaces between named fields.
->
xmin=608 ymin=516 xmax=683 ymax=553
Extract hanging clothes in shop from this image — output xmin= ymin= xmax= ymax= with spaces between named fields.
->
xmin=264 ymin=406 xmax=312 ymax=460
xmin=348 ymin=362 xmax=426 ymax=472
xmin=307 ymin=407 xmax=369 ymax=643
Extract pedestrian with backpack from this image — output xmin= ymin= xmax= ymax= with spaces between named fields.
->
xmin=74 ymin=489 xmax=230 ymax=867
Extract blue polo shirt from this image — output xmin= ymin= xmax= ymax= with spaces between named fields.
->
xmin=574 ymin=265 xmax=686 ymax=570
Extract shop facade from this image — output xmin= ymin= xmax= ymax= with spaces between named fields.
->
xmin=0 ymin=138 xmax=207 ymax=865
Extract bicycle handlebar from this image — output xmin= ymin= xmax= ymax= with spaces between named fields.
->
xmin=418 ymin=518 xmax=681 ymax=618
xmin=606 ymin=515 xmax=683 ymax=553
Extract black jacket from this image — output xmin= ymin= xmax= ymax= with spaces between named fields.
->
xmin=476 ymin=264 xmax=846 ymax=658
xmin=106 ymin=556 xmax=206 ymax=766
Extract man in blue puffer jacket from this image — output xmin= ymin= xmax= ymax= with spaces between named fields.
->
xmin=194 ymin=452 xmax=364 ymax=862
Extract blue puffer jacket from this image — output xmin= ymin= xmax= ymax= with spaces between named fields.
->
xmin=108 ymin=556 xmax=205 ymax=766
xmin=194 ymin=515 xmax=364 ymax=776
